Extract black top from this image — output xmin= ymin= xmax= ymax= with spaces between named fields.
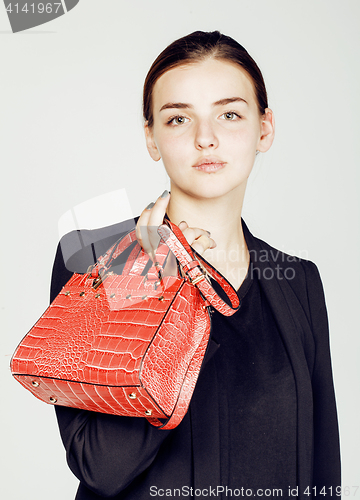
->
xmin=211 ymin=265 xmax=297 ymax=494
xmin=51 ymin=218 xmax=341 ymax=500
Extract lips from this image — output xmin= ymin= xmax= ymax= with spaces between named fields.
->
xmin=192 ymin=156 xmax=226 ymax=173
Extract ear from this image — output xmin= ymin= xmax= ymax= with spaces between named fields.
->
xmin=144 ymin=122 xmax=161 ymax=161
xmin=256 ymin=108 xmax=275 ymax=153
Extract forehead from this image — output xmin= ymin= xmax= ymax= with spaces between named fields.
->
xmin=152 ymin=58 xmax=257 ymax=109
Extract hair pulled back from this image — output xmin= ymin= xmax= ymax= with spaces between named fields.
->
xmin=143 ymin=30 xmax=268 ymax=128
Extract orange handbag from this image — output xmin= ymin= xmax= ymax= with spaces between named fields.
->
xmin=11 ymin=221 xmax=239 ymax=429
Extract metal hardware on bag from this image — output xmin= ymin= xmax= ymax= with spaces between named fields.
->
xmin=110 ymin=293 xmax=115 ymax=299
xmin=126 ymin=294 xmax=131 ymax=299
xmin=154 ymin=280 xmax=162 ymax=291
xmin=190 ymin=273 xmax=207 ymax=286
xmin=95 ymin=294 xmax=101 ymax=299
xmin=158 ymin=296 xmax=164 ymax=301
xmin=64 ymin=291 xmax=70 ymax=296
xmin=92 ymin=277 xmax=102 ymax=289
xmin=49 ymin=397 xmax=57 ymax=404
xmin=79 ymin=292 xmax=85 ymax=297
xmin=92 ymin=271 xmax=113 ymax=291
xmin=143 ymin=272 xmax=162 ymax=286
xmin=145 ymin=410 xmax=152 ymax=416
xmin=128 ymin=393 xmax=137 ymax=399
xmin=141 ymin=295 xmax=147 ymax=300
xmin=31 ymin=381 xmax=39 ymax=387
xmin=182 ymin=259 xmax=211 ymax=286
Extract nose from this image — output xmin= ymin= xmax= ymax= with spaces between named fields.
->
xmin=194 ymin=120 xmax=219 ymax=150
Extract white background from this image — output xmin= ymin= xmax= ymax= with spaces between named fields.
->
xmin=1 ymin=1 xmax=359 ymax=498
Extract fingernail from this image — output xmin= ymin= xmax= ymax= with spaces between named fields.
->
xmin=206 ymin=231 xmax=211 ymax=236
xmin=160 ymin=190 xmax=169 ymax=198
xmin=146 ymin=202 xmax=155 ymax=210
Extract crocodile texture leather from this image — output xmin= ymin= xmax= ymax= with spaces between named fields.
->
xmin=11 ymin=221 xmax=239 ymax=429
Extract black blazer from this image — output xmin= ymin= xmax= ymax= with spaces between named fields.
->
xmin=51 ymin=218 xmax=341 ymax=499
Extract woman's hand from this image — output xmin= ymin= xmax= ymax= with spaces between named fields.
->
xmin=136 ymin=190 xmax=216 ymax=275
xmin=177 ymin=221 xmax=217 ymax=255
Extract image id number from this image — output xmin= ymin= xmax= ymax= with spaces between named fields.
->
xmin=303 ymin=486 xmax=359 ymax=496
xmin=6 ymin=3 xmax=62 ymax=14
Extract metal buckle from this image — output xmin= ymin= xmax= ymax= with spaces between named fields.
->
xmin=189 ymin=273 xmax=206 ymax=285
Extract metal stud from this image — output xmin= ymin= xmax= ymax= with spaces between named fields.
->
xmin=110 ymin=293 xmax=115 ymax=298
xmin=49 ymin=397 xmax=57 ymax=404
xmin=141 ymin=295 xmax=147 ymax=300
xmin=95 ymin=293 xmax=101 ymax=299
xmin=145 ymin=409 xmax=152 ymax=416
xmin=31 ymin=381 xmax=39 ymax=387
xmin=128 ymin=392 xmax=137 ymax=399
xmin=64 ymin=291 xmax=70 ymax=296
xmin=158 ymin=296 xmax=164 ymax=301
xmin=126 ymin=294 xmax=131 ymax=299
xmin=79 ymin=291 xmax=85 ymax=297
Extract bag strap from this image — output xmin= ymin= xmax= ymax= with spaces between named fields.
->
xmin=158 ymin=221 xmax=240 ymax=316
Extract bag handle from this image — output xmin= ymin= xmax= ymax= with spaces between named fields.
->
xmin=90 ymin=221 xmax=240 ymax=316
xmin=158 ymin=221 xmax=240 ymax=316
xmin=89 ymin=230 xmax=170 ymax=281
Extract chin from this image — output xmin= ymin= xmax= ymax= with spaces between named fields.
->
xmin=183 ymin=184 xmax=242 ymax=201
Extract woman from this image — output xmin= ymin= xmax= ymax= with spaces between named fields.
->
xmin=51 ymin=31 xmax=341 ymax=499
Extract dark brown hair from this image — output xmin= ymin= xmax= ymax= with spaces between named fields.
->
xmin=143 ymin=31 xmax=268 ymax=128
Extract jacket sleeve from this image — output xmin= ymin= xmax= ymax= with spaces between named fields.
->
xmin=303 ymin=260 xmax=341 ymax=489
xmin=51 ymin=241 xmax=171 ymax=498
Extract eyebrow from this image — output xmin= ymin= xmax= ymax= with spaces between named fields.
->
xmin=159 ymin=97 xmax=248 ymax=112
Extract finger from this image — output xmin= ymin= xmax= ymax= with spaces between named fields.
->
xmin=136 ymin=191 xmax=170 ymax=259
xmin=190 ymin=234 xmax=217 ymax=255
xmin=178 ymin=221 xmax=188 ymax=231
xmin=181 ymin=227 xmax=213 ymax=246
xmin=136 ymin=203 xmax=153 ymax=241
xmin=136 ymin=203 xmax=154 ymax=257
xmin=147 ymin=190 xmax=170 ymax=229
xmin=147 ymin=191 xmax=170 ymax=256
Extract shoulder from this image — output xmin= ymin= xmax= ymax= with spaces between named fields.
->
xmin=246 ymin=224 xmax=322 ymax=287
xmin=243 ymin=220 xmax=326 ymax=324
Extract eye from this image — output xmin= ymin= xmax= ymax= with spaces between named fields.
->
xmin=220 ymin=112 xmax=241 ymax=121
xmin=167 ymin=115 xmax=190 ymax=126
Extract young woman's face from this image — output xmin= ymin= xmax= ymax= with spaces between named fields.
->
xmin=145 ymin=58 xmax=274 ymax=200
